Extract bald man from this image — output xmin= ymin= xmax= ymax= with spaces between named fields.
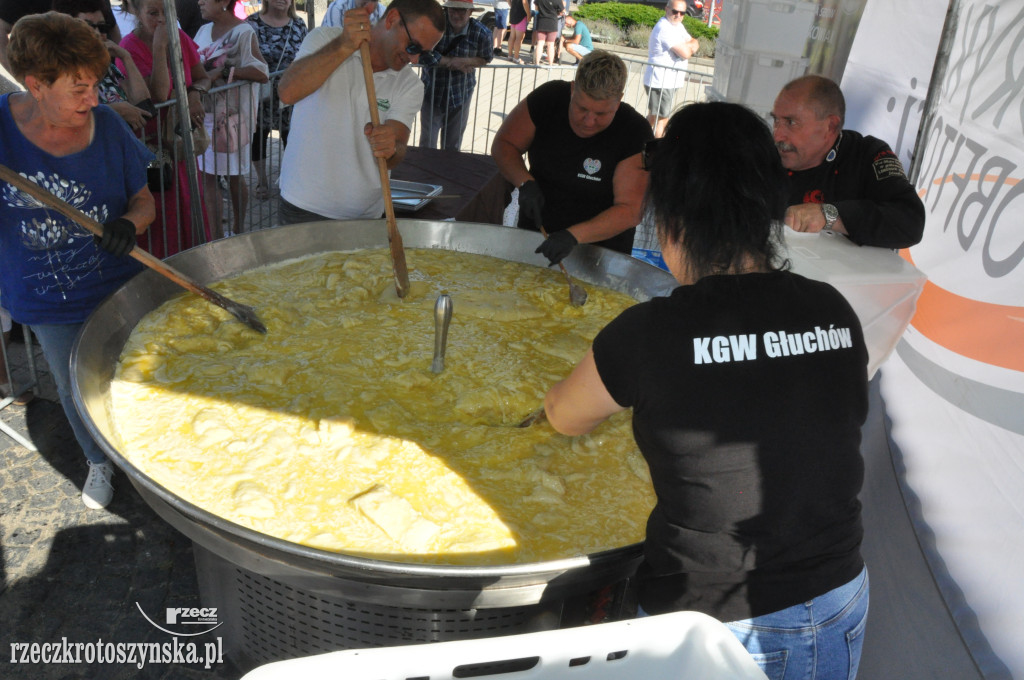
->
xmin=771 ymin=75 xmax=925 ymax=249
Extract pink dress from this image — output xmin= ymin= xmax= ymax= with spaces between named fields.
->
xmin=121 ymin=28 xmax=210 ymax=259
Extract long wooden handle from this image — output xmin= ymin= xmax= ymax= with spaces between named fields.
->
xmin=0 ymin=164 xmax=263 ymax=329
xmin=360 ymin=42 xmax=411 ymax=299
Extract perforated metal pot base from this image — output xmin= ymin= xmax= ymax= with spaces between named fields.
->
xmin=194 ymin=544 xmax=568 ymax=671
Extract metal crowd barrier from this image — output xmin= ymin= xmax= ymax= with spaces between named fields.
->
xmin=147 ymin=59 xmax=712 ymax=242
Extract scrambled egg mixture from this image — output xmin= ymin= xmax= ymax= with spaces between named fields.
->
xmin=110 ymin=249 xmax=655 ymax=565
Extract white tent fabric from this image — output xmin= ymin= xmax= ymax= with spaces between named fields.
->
xmin=843 ymin=1 xmax=1024 ymax=677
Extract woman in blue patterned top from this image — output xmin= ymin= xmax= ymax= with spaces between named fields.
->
xmin=247 ymin=0 xmax=307 ymax=199
xmin=0 ymin=12 xmax=155 ymax=510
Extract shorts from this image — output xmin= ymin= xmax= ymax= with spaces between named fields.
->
xmin=511 ymin=16 xmax=528 ymax=32
xmin=645 ymin=86 xmax=675 ymax=118
xmin=567 ymin=44 xmax=591 ymax=56
xmin=494 ymin=8 xmax=509 ymax=28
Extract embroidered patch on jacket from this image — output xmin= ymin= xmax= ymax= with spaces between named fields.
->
xmin=377 ymin=98 xmax=391 ymax=112
xmin=872 ymin=151 xmax=907 ymax=181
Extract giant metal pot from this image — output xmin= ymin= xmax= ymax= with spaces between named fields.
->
xmin=70 ymin=220 xmax=676 ymax=669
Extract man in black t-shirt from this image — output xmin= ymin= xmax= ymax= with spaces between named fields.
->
xmin=492 ymin=50 xmax=651 ymax=265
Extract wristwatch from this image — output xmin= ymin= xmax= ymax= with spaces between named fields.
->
xmin=821 ymin=203 xmax=839 ymax=230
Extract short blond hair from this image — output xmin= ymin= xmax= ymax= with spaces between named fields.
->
xmin=574 ymin=50 xmax=627 ymax=101
xmin=8 ymin=12 xmax=109 ymax=85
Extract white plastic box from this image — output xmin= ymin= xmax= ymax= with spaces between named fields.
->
xmin=712 ymin=41 xmax=808 ymax=112
xmin=240 ymin=611 xmax=768 ymax=680
xmin=717 ymin=0 xmax=818 ymax=57
xmin=782 ymin=230 xmax=926 ymax=378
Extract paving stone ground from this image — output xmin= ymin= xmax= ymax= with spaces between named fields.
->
xmin=0 ymin=337 xmax=241 ymax=680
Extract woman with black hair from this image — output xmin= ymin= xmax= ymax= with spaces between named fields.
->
xmin=543 ymin=101 xmax=871 ymax=679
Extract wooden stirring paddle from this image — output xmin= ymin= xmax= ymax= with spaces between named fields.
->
xmin=0 ymin=164 xmax=267 ymax=334
xmin=360 ymin=43 xmax=411 ymax=299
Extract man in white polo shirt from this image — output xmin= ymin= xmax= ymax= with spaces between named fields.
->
xmin=643 ymin=0 xmax=698 ymax=137
xmin=277 ymin=0 xmax=443 ymax=223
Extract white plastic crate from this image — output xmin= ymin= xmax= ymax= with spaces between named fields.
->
xmin=718 ymin=0 xmax=817 ymax=57
xmin=712 ymin=42 xmax=808 ymax=112
xmin=240 ymin=611 xmax=768 ymax=680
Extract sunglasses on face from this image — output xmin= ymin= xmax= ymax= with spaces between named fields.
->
xmin=85 ymin=20 xmax=111 ymax=32
xmin=668 ymin=8 xmax=686 ymax=15
xmin=396 ymin=11 xmax=423 ymax=55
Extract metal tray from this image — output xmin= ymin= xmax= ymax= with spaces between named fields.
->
xmin=390 ymin=179 xmax=442 ymax=212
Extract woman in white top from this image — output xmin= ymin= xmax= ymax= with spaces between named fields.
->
xmin=195 ymin=0 xmax=268 ymax=238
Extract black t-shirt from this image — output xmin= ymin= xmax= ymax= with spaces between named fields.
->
xmin=786 ymin=129 xmax=925 ymax=249
xmin=0 ymin=0 xmax=51 ymax=26
xmin=594 ymin=271 xmax=868 ymax=622
xmin=524 ymin=80 xmax=652 ymax=254
xmin=534 ymin=0 xmax=563 ymax=33
xmin=509 ymin=0 xmax=527 ymax=25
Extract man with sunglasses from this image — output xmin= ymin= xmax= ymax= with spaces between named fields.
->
xmin=643 ymin=0 xmax=698 ymax=138
xmin=277 ymin=0 xmax=443 ymax=224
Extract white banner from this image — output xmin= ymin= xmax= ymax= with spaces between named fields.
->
xmin=847 ymin=0 xmax=1024 ymax=676
xmin=842 ymin=0 xmax=946 ymax=167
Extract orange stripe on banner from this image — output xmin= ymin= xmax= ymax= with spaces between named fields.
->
xmin=901 ymin=251 xmax=1024 ymax=372
xmin=908 ymin=173 xmax=1024 ymax=371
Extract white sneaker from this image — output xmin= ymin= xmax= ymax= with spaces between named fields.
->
xmin=82 ymin=461 xmax=115 ymax=509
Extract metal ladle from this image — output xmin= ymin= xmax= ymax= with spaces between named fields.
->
xmin=430 ymin=294 xmax=452 ymax=373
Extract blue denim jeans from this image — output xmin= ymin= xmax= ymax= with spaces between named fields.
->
xmin=638 ymin=566 xmax=869 ymax=680
xmin=726 ymin=567 xmax=870 ymax=680
xmin=30 ymin=323 xmax=108 ymax=465
xmin=418 ymin=100 xmax=471 ymax=152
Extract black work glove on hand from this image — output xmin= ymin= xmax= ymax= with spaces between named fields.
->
xmin=517 ymin=180 xmax=545 ymax=227
xmin=96 ymin=218 xmax=136 ymax=257
xmin=536 ymin=229 xmax=577 ymax=266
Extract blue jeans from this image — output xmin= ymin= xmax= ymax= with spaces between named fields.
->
xmin=638 ymin=567 xmax=869 ymax=680
xmin=30 ymin=323 xmax=108 ymax=465
xmin=418 ymin=100 xmax=471 ymax=152
xmin=726 ymin=567 xmax=870 ymax=680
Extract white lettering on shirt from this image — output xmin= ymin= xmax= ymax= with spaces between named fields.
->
xmin=694 ymin=326 xmax=853 ymax=364
xmin=693 ymin=334 xmax=757 ymax=364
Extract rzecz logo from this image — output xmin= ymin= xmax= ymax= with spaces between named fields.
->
xmin=136 ymin=603 xmax=223 ymax=636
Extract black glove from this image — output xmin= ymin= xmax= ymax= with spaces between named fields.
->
xmin=95 ymin=218 xmax=136 ymax=257
xmin=517 ymin=180 xmax=544 ymax=226
xmin=535 ymin=229 xmax=577 ymax=266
